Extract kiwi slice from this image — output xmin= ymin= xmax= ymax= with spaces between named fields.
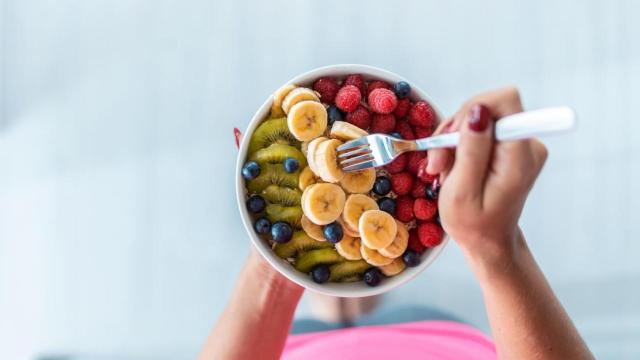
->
xmin=249 ymin=143 xmax=307 ymax=168
xmin=266 ymin=203 xmax=302 ymax=228
xmin=248 ymin=117 xmax=299 ymax=155
xmin=246 ymin=164 xmax=298 ymax=193
xmin=295 ymin=248 xmax=345 ymax=273
xmin=262 ymin=185 xmax=302 ymax=206
xmin=329 ymin=260 xmax=372 ymax=282
xmin=274 ymin=231 xmax=333 ymax=259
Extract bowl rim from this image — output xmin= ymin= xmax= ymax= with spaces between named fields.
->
xmin=235 ymin=64 xmax=448 ymax=297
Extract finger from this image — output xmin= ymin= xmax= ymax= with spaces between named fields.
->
xmin=427 ymin=117 xmax=455 ymax=175
xmin=446 ymin=104 xmax=494 ymax=203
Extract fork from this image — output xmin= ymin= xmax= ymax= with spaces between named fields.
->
xmin=337 ymin=106 xmax=576 ymax=172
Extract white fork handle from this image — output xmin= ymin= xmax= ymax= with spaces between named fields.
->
xmin=415 ymin=106 xmax=576 ymax=149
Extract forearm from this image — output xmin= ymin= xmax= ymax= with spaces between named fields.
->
xmin=465 ymin=232 xmax=593 ymax=360
xmin=199 ymin=252 xmax=304 ymax=360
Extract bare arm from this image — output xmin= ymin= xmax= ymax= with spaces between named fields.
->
xmin=198 ymin=251 xmax=303 ymax=360
xmin=428 ymin=87 xmax=594 ymax=359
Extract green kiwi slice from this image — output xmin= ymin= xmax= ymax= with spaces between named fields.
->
xmin=249 ymin=143 xmax=307 ymax=168
xmin=262 ymin=185 xmax=302 ymax=206
xmin=246 ymin=164 xmax=298 ymax=193
xmin=265 ymin=204 xmax=302 ymax=228
xmin=274 ymin=231 xmax=333 ymax=259
xmin=295 ymin=248 xmax=345 ymax=273
xmin=329 ymin=260 xmax=372 ymax=282
xmin=248 ymin=117 xmax=299 ymax=155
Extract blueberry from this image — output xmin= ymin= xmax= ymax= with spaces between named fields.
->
xmin=323 ymin=222 xmax=344 ymax=243
xmin=242 ymin=161 xmax=261 ymax=180
xmin=402 ymin=250 xmax=421 ymax=267
xmin=364 ymin=268 xmax=383 ymax=287
xmin=425 ymin=184 xmax=440 ymax=200
xmin=377 ymin=197 xmax=396 ymax=216
xmin=393 ymin=81 xmax=411 ymax=99
xmin=271 ymin=221 xmax=293 ymax=244
xmin=283 ymin=157 xmax=300 ymax=173
xmin=327 ymin=105 xmax=344 ymax=126
xmin=311 ymin=264 xmax=330 ymax=284
xmin=246 ymin=195 xmax=266 ymax=213
xmin=390 ymin=132 xmax=402 ymax=139
xmin=373 ymin=176 xmax=391 ymax=196
xmin=254 ymin=217 xmax=271 ymax=235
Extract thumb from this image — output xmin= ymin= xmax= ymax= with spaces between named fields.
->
xmin=446 ymin=104 xmax=494 ymax=203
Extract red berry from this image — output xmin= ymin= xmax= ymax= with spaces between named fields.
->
xmin=416 ymin=157 xmax=437 ymax=183
xmin=391 ymin=172 xmax=414 ymax=196
xmin=395 ymin=196 xmax=415 ymax=222
xmin=370 ymin=113 xmax=396 ymax=134
xmin=335 ymin=85 xmax=362 ymax=112
xmin=409 ymin=101 xmax=436 ymax=129
xmin=312 ymin=77 xmax=340 ymax=104
xmin=343 ymin=74 xmax=367 ymax=96
xmin=408 ymin=228 xmax=426 ymax=254
xmin=411 ymin=180 xmax=427 ymax=198
xmin=413 ymin=125 xmax=433 ymax=138
xmin=414 ymin=198 xmax=438 ymax=221
xmin=406 ymin=151 xmax=427 ymax=175
xmin=367 ymin=80 xmax=391 ymax=97
xmin=395 ymin=119 xmax=415 ymax=140
xmin=368 ymin=88 xmax=398 ymax=114
xmin=385 ymin=153 xmax=407 ymax=174
xmin=394 ymin=98 xmax=411 ymax=118
xmin=346 ymin=105 xmax=371 ymax=130
xmin=418 ymin=222 xmax=444 ymax=247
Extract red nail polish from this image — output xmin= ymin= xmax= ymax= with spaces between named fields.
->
xmin=468 ymin=104 xmax=491 ymax=132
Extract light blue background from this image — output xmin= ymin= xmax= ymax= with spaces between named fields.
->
xmin=1 ymin=0 xmax=639 ymax=359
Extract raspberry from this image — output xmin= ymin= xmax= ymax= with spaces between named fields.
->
xmin=409 ymin=101 xmax=436 ymax=129
xmin=408 ymin=228 xmax=426 ymax=254
xmin=368 ymin=88 xmax=398 ymax=114
xmin=391 ymin=172 xmax=414 ymax=196
xmin=367 ymin=80 xmax=391 ymax=97
xmin=395 ymin=119 xmax=415 ymax=140
xmin=411 ymin=180 xmax=427 ymax=198
xmin=370 ymin=113 xmax=396 ymax=134
xmin=413 ymin=125 xmax=433 ymax=139
xmin=416 ymin=157 xmax=437 ymax=183
xmin=312 ymin=77 xmax=340 ymax=104
xmin=395 ymin=196 xmax=415 ymax=222
xmin=335 ymin=85 xmax=362 ymax=112
xmin=418 ymin=222 xmax=444 ymax=247
xmin=384 ymin=152 xmax=407 ymax=174
xmin=394 ymin=98 xmax=411 ymax=118
xmin=414 ymin=198 xmax=438 ymax=221
xmin=346 ymin=105 xmax=371 ymax=130
xmin=343 ymin=74 xmax=367 ymax=97
xmin=406 ymin=151 xmax=427 ymax=175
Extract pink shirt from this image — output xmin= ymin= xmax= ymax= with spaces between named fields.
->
xmin=283 ymin=321 xmax=497 ymax=359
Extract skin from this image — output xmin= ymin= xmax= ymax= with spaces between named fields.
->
xmin=199 ymin=87 xmax=594 ymax=360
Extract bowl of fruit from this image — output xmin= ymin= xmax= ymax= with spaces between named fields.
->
xmin=236 ymin=64 xmax=448 ymax=297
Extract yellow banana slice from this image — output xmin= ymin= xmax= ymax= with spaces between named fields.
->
xmin=379 ymin=257 xmax=406 ymax=276
xmin=306 ymin=136 xmax=327 ymax=175
xmin=301 ymin=141 xmax=309 ymax=156
xmin=359 ymin=210 xmax=397 ymax=250
xmin=360 ymin=243 xmax=394 ymax=266
xmin=314 ymin=138 xmax=344 ymax=183
xmin=330 ymin=120 xmax=368 ymax=141
xmin=287 ymin=100 xmax=328 ymax=141
xmin=379 ymin=220 xmax=409 ymax=258
xmin=282 ymin=87 xmax=321 ymax=114
xmin=338 ymin=216 xmax=360 ymax=237
xmin=335 ymin=235 xmax=362 ymax=260
xmin=302 ymin=183 xmax=346 ymax=225
xmin=301 ymin=214 xmax=326 ymax=241
xmin=271 ymin=84 xmax=297 ymax=117
xmin=342 ymin=194 xmax=379 ymax=232
xmin=298 ymin=166 xmax=318 ymax=191
xmin=339 ymin=168 xmax=376 ymax=193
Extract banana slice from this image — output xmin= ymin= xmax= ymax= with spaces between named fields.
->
xmin=335 ymin=236 xmax=363 ymax=260
xmin=338 ymin=216 xmax=360 ymax=237
xmin=301 ymin=141 xmax=309 ymax=156
xmin=379 ymin=220 xmax=409 ymax=258
xmin=339 ymin=168 xmax=376 ymax=193
xmin=302 ymin=183 xmax=346 ymax=225
xmin=288 ymin=100 xmax=328 ymax=141
xmin=271 ymin=84 xmax=297 ymax=118
xmin=282 ymin=87 xmax=321 ymax=114
xmin=342 ymin=194 xmax=379 ymax=232
xmin=298 ymin=166 xmax=318 ymax=191
xmin=306 ymin=136 xmax=327 ymax=175
xmin=379 ymin=258 xmax=406 ymax=276
xmin=301 ymin=214 xmax=326 ymax=241
xmin=361 ymin=243 xmax=394 ymax=266
xmin=330 ymin=120 xmax=369 ymax=141
xmin=359 ymin=210 xmax=397 ymax=250
xmin=314 ymin=138 xmax=344 ymax=183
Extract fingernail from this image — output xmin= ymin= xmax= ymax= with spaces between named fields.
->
xmin=468 ymin=104 xmax=491 ymax=132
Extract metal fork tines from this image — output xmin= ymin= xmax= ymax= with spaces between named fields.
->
xmin=337 ymin=134 xmax=403 ymax=172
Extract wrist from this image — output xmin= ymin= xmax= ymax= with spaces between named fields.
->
xmin=460 ymin=229 xmax=527 ymax=283
xmin=245 ymin=250 xmax=304 ymax=302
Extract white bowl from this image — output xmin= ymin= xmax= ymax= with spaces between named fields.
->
xmin=235 ymin=64 xmax=449 ymax=297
